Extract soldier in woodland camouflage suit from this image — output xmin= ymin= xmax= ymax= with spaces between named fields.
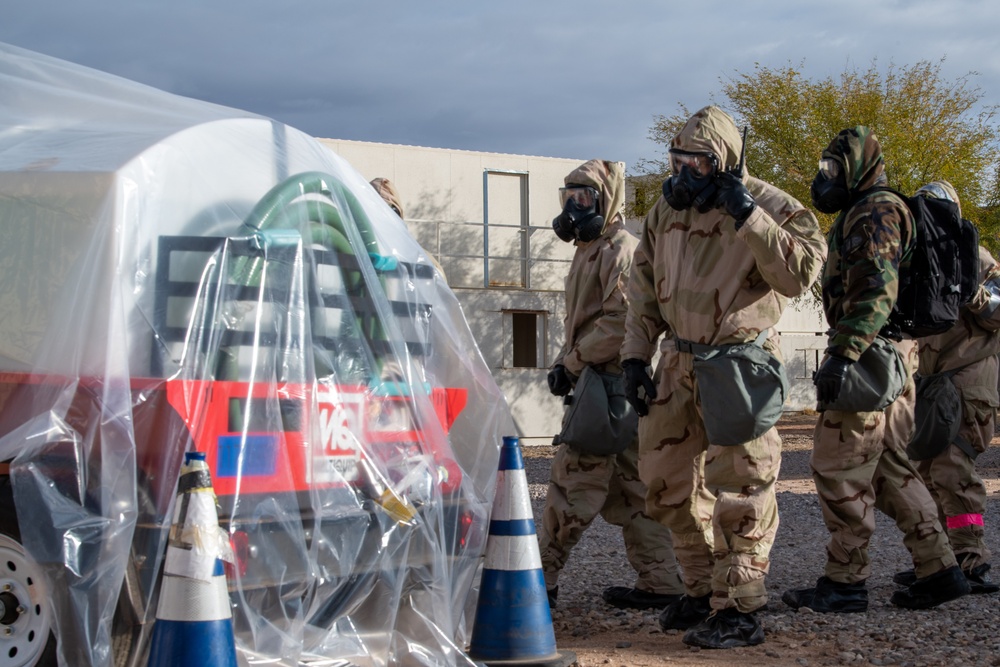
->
xmin=783 ymin=129 xmax=970 ymax=614
xmin=540 ymin=159 xmax=684 ymax=612
xmin=892 ymin=181 xmax=1000 ymax=594
xmin=621 ymin=106 xmax=826 ymax=649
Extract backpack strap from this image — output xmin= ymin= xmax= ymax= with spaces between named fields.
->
xmin=953 ymin=434 xmax=979 ymax=460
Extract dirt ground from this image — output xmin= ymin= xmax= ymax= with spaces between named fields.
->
xmin=534 ymin=411 xmax=1000 ymax=667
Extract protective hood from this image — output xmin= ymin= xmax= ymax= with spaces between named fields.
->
xmin=820 ymin=126 xmax=885 ymax=196
xmin=563 ymin=159 xmax=625 ymax=235
xmin=370 ymin=177 xmax=405 ymax=218
xmin=917 ymin=180 xmax=962 ymax=218
xmin=670 ymin=105 xmax=745 ymax=176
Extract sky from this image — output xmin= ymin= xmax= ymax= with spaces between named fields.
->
xmin=3 ymin=1 xmax=1000 ymax=173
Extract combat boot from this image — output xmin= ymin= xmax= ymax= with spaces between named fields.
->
xmin=890 ymin=564 xmax=970 ymax=609
xmin=602 ymin=586 xmax=681 ymax=610
xmin=897 ymin=555 xmax=1000 ymax=594
xmin=957 ymin=553 xmax=1000 ymax=594
xmin=781 ymin=576 xmax=868 ymax=613
xmin=682 ymin=607 xmax=764 ymax=649
xmin=892 ymin=568 xmax=916 ymax=587
xmin=658 ymin=593 xmax=711 ymax=630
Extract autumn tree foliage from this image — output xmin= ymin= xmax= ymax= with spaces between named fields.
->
xmin=630 ymin=60 xmax=1000 ymax=254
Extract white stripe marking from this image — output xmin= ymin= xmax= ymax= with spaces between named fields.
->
xmin=492 ymin=470 xmax=533 ymax=521
xmin=483 ymin=534 xmax=544 ymax=571
xmin=156 ymin=574 xmax=232 ymax=622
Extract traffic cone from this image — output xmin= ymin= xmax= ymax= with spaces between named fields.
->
xmin=147 ymin=452 xmax=237 ymax=667
xmin=468 ymin=436 xmax=576 ymax=667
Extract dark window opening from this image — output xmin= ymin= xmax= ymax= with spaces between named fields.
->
xmin=511 ymin=312 xmax=537 ymax=368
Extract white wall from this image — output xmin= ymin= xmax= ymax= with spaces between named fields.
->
xmin=320 ymin=139 xmax=587 ymax=445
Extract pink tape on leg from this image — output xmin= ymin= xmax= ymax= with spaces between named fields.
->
xmin=946 ymin=514 xmax=984 ymax=530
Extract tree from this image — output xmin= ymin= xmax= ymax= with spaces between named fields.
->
xmin=633 ymin=60 xmax=1000 ymax=255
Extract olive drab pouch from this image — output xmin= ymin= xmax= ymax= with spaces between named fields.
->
xmin=907 ymin=369 xmax=963 ymax=461
xmin=553 ymin=365 xmax=637 ymax=456
xmin=683 ymin=330 xmax=788 ymax=446
xmin=820 ymin=336 xmax=907 ymax=413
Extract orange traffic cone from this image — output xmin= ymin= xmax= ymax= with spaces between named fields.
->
xmin=147 ymin=452 xmax=237 ymax=667
xmin=468 ymin=436 xmax=576 ymax=666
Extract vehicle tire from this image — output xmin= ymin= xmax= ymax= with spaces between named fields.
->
xmin=0 ymin=474 xmax=58 ymax=667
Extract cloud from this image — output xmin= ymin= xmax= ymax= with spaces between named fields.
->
xmin=4 ymin=1 xmax=1000 ymax=172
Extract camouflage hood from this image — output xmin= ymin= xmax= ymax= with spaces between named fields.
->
xmin=370 ymin=177 xmax=404 ymax=218
xmin=821 ymin=126 xmax=885 ymax=196
xmin=670 ymin=105 xmax=745 ymax=176
xmin=563 ymin=159 xmax=625 ymax=234
xmin=917 ymin=180 xmax=962 ymax=218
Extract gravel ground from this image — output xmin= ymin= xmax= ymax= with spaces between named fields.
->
xmin=521 ymin=413 xmax=1000 ymax=667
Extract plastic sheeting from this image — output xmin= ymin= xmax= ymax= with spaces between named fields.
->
xmin=0 ymin=43 xmax=514 ymax=667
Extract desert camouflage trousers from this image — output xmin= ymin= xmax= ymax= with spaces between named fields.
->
xmin=637 ymin=346 xmax=779 ymax=613
xmin=813 ymin=338 xmax=956 ymax=583
xmin=539 ymin=439 xmax=684 ymax=595
xmin=915 ymin=354 xmax=998 ymax=569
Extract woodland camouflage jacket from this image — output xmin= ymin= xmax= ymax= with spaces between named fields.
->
xmin=820 ymin=127 xmax=914 ymax=361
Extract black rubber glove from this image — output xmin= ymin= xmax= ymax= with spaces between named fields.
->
xmin=713 ymin=170 xmax=757 ymax=227
xmin=813 ymin=354 xmax=854 ymax=405
xmin=547 ymin=364 xmax=572 ymax=396
xmin=622 ymin=359 xmax=657 ymax=417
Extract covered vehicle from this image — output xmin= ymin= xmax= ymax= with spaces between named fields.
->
xmin=0 ymin=43 xmax=513 ymax=667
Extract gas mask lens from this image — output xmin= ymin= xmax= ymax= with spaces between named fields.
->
xmin=818 ymin=158 xmax=841 ymax=181
xmin=669 ymin=150 xmax=717 ymax=177
xmin=559 ymin=185 xmax=599 ymax=209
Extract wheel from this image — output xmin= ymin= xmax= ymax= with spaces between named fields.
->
xmin=0 ymin=534 xmax=56 ymax=667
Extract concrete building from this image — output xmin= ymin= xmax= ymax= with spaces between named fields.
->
xmin=320 ymin=139 xmax=826 ymax=445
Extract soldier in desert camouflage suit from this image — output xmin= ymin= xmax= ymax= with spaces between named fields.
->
xmin=370 ymin=177 xmax=404 ymax=217
xmin=540 ymin=159 xmax=684 ymax=612
xmin=621 ymin=106 xmax=826 ymax=649
xmin=891 ymin=181 xmax=1000 ymax=595
xmin=783 ymin=128 xmax=970 ymax=614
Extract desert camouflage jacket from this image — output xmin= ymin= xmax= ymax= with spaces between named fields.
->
xmin=621 ymin=105 xmax=826 ymax=362
xmin=554 ymin=160 xmax=634 ymax=376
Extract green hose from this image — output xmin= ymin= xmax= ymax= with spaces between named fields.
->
xmin=217 ymin=172 xmax=395 ymax=384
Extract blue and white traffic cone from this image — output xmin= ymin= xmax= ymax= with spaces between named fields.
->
xmin=468 ymin=436 xmax=575 ymax=667
xmin=147 ymin=452 xmax=237 ymax=667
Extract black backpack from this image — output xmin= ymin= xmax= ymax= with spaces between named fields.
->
xmin=878 ymin=189 xmax=979 ymax=338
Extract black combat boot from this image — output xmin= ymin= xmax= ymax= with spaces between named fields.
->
xmin=898 ymin=555 xmax=1000 ymax=594
xmin=892 ymin=568 xmax=916 ymax=587
xmin=957 ymin=553 xmax=1000 ymax=594
xmin=890 ymin=564 xmax=970 ymax=609
xmin=602 ymin=586 xmax=681 ymax=610
xmin=781 ymin=576 xmax=868 ymax=613
xmin=658 ymin=593 xmax=712 ymax=630
xmin=682 ymin=607 xmax=765 ymax=649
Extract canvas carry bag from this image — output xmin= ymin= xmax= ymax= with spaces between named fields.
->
xmin=907 ymin=369 xmax=977 ymax=461
xmin=553 ymin=365 xmax=638 ymax=456
xmin=820 ymin=336 xmax=906 ymax=413
xmin=680 ymin=330 xmax=788 ymax=447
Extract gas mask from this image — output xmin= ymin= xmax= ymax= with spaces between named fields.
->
xmin=661 ymin=150 xmax=719 ymax=212
xmin=553 ymin=185 xmax=605 ymax=243
xmin=810 ymin=157 xmax=850 ymax=214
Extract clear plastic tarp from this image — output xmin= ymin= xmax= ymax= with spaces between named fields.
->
xmin=0 ymin=42 xmax=514 ymax=667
